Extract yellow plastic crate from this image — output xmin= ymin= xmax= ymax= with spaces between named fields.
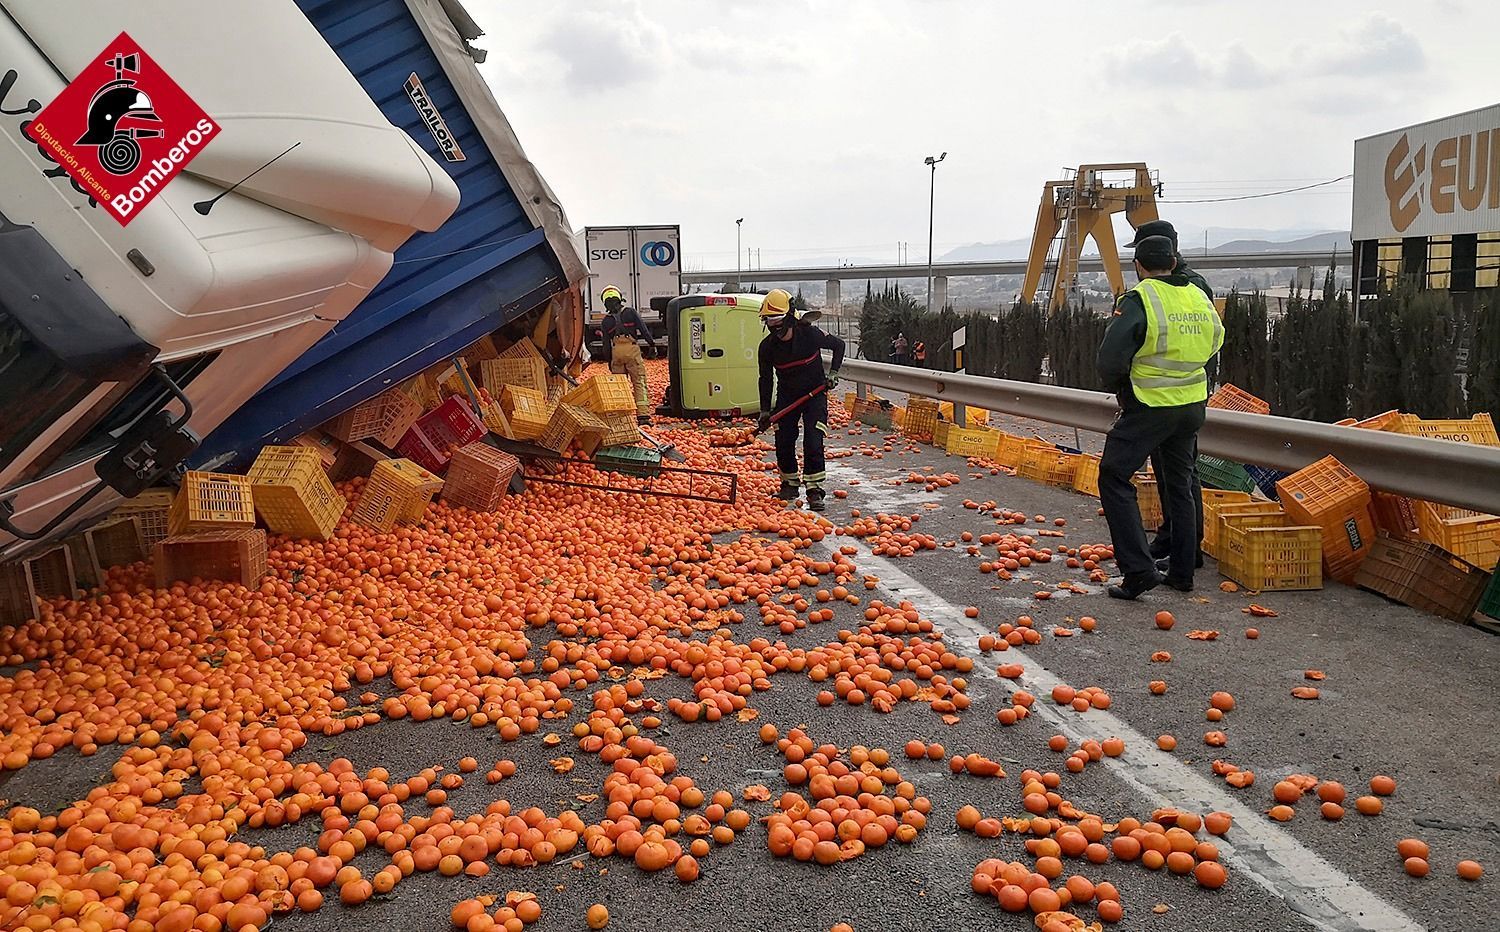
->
xmin=965 ymin=407 xmax=990 ymax=428
xmin=351 ymin=458 xmax=443 ymax=531
xmin=1073 ymin=454 xmax=1101 ymax=497
xmin=1416 ymin=502 xmax=1500 ymax=571
xmin=500 ymin=386 xmax=552 ymax=440
xmin=113 ymin=488 xmax=175 ymax=550
xmin=168 ymin=472 xmax=256 ymax=535
xmin=1133 ymin=473 xmax=1164 ymax=530
xmin=565 ymin=374 xmax=636 ymax=415
xmin=994 ymin=433 xmax=1027 ymax=469
xmin=1392 ymin=412 xmax=1497 ymax=445
xmin=539 ymin=403 xmax=610 ymax=454
xmin=1018 ymin=445 xmax=1079 ymax=488
xmin=480 ymin=355 xmax=548 ymax=396
xmin=1221 ymin=523 xmax=1323 ymax=590
xmin=933 ymin=420 xmax=950 ymax=449
xmin=1216 ymin=508 xmax=1289 ymax=580
xmin=247 ymin=446 xmax=346 ymax=540
xmin=945 ymin=426 xmax=997 ymax=458
xmin=599 ymin=412 xmax=644 ymax=448
xmin=1200 ymin=490 xmax=1255 ymax=559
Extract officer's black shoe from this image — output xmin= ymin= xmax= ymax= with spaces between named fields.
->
xmin=777 ymin=482 xmax=800 ymax=501
xmin=1107 ymin=572 xmax=1162 ymax=601
xmin=1154 ymin=559 xmax=1198 ymax=590
xmin=1154 ymin=554 xmax=1204 ymax=572
xmin=1149 ymin=540 xmax=1172 ymax=560
xmin=806 ymin=488 xmax=826 ymax=512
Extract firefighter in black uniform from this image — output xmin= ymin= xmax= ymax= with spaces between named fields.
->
xmin=755 ymin=289 xmax=844 ymax=511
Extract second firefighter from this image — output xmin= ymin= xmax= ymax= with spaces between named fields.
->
xmin=755 ymin=289 xmax=844 ymax=511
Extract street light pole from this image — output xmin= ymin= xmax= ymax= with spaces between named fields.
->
xmin=924 ymin=152 xmax=946 ymax=311
xmin=735 ymin=218 xmax=743 ymax=285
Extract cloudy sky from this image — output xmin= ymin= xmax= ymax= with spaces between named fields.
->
xmin=471 ymin=0 xmax=1496 ymax=268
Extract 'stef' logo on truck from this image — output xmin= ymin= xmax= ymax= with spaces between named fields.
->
xmin=641 ymin=240 xmax=676 ymax=267
xmin=406 ymin=73 xmax=465 ymax=162
xmin=25 ymin=32 xmax=218 ymax=226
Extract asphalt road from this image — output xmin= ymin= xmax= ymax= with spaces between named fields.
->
xmin=2 ymin=421 xmax=1494 ymax=932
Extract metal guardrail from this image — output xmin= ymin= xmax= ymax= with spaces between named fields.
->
xmin=838 ymin=357 xmax=1500 ymax=514
xmin=684 ymin=249 xmax=1350 ymax=284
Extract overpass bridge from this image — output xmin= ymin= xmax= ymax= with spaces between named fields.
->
xmin=682 ymin=248 xmax=1352 ymax=310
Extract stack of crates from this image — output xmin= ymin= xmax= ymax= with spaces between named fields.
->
xmin=0 ymin=546 xmax=76 ymax=625
xmin=1018 ymin=444 xmax=1079 ymax=488
xmin=1275 ymin=455 xmax=1376 ymax=584
xmin=1200 ymin=491 xmax=1257 ymax=559
xmin=1207 ymin=383 xmax=1272 ymax=415
xmin=539 ymin=404 xmax=610 ymax=455
xmin=1073 ymin=454 xmax=1101 ymax=497
xmin=247 ymin=446 xmax=346 ymax=540
xmin=901 ymin=397 xmax=940 ymax=443
xmin=155 ymin=529 xmax=267 ymax=589
xmin=64 ymin=517 xmax=146 ymax=590
xmin=396 ymin=396 xmax=487 ymax=473
xmin=1217 ymin=509 xmax=1323 ymax=591
xmin=480 ymin=339 xmax=550 ymax=395
xmin=168 ymin=472 xmax=256 ymax=536
xmin=351 ymin=458 xmax=444 ymax=531
xmin=441 ymin=443 xmax=521 ymax=513
xmin=113 ymin=488 xmax=175 ymax=550
xmin=324 ymin=386 xmax=424 ymax=449
xmin=1354 ymin=534 xmax=1491 ymax=622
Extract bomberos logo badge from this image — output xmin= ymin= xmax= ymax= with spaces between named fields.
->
xmin=25 ymin=32 xmax=219 ymax=226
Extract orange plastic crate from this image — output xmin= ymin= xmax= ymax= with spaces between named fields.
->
xmin=1072 ymin=454 xmax=1101 ymax=497
xmin=1353 ymin=409 xmax=1402 ymax=432
xmin=168 ymin=472 xmax=256 ymax=535
xmin=1207 ymin=383 xmax=1271 ymax=415
xmin=1370 ymin=491 xmax=1419 ymax=540
xmin=1276 ymin=455 xmax=1375 ymax=581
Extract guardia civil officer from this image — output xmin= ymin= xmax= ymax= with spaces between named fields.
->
xmin=1096 ymin=235 xmax=1224 ymax=600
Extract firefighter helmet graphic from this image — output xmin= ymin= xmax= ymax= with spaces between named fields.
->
xmin=75 ymin=52 xmax=162 ymax=175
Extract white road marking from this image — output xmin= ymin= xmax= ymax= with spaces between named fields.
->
xmin=818 ymin=540 xmax=1424 ymax=932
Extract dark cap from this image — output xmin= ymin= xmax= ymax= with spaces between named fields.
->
xmin=1126 ymin=219 xmax=1179 ymax=248
xmin=1133 ymin=235 xmax=1177 ymax=271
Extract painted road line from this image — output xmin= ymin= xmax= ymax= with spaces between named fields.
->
xmin=818 ymin=539 xmax=1424 ymax=932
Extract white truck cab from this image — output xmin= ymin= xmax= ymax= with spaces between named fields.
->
xmin=0 ymin=2 xmax=460 ymax=557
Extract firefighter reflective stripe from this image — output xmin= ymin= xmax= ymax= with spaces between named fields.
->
xmin=804 ymin=471 xmax=826 ymax=489
xmin=1128 ymin=278 xmax=1224 ymax=406
xmin=775 ymin=353 xmax=821 ymax=370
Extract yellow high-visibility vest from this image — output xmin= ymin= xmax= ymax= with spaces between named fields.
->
xmin=1128 ymin=278 xmax=1225 ymax=406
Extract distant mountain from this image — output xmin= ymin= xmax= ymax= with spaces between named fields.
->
xmin=1206 ymin=231 xmax=1349 ymax=255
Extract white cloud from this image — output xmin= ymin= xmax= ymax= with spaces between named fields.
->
xmin=1314 ymin=11 xmax=1426 ymax=76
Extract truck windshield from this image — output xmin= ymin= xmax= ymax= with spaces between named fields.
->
xmin=0 ymin=308 xmax=109 ymax=478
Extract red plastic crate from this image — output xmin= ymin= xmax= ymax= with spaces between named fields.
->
xmin=396 ymin=396 xmax=486 ymax=473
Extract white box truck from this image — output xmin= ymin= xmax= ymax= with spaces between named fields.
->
xmin=583 ymin=225 xmax=680 ymax=357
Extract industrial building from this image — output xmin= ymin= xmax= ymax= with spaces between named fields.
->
xmin=1352 ymin=102 xmax=1500 ymax=309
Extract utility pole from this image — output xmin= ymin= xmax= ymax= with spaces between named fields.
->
xmin=735 ymin=218 xmax=743 ymax=284
xmin=924 ymin=152 xmax=946 ymax=311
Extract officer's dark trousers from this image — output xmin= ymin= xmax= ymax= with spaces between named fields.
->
xmin=774 ymin=391 xmax=828 ymax=489
xmin=1099 ymin=401 xmax=1206 ymax=581
xmin=1149 ymin=439 xmax=1203 ymax=556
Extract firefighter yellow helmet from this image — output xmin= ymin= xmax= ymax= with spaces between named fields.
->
xmin=759 ymin=288 xmax=794 ymax=325
xmin=601 ymin=285 xmax=624 ymax=304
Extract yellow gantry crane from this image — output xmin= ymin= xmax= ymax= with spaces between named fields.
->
xmin=1021 ymin=163 xmax=1161 ymax=312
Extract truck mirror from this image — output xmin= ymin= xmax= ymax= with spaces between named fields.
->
xmin=650 ymin=297 xmax=670 ymax=313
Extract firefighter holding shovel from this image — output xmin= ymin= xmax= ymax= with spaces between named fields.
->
xmin=755 ymin=289 xmax=844 ymax=511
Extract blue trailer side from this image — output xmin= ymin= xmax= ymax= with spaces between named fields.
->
xmin=194 ymin=0 xmax=578 ymax=469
